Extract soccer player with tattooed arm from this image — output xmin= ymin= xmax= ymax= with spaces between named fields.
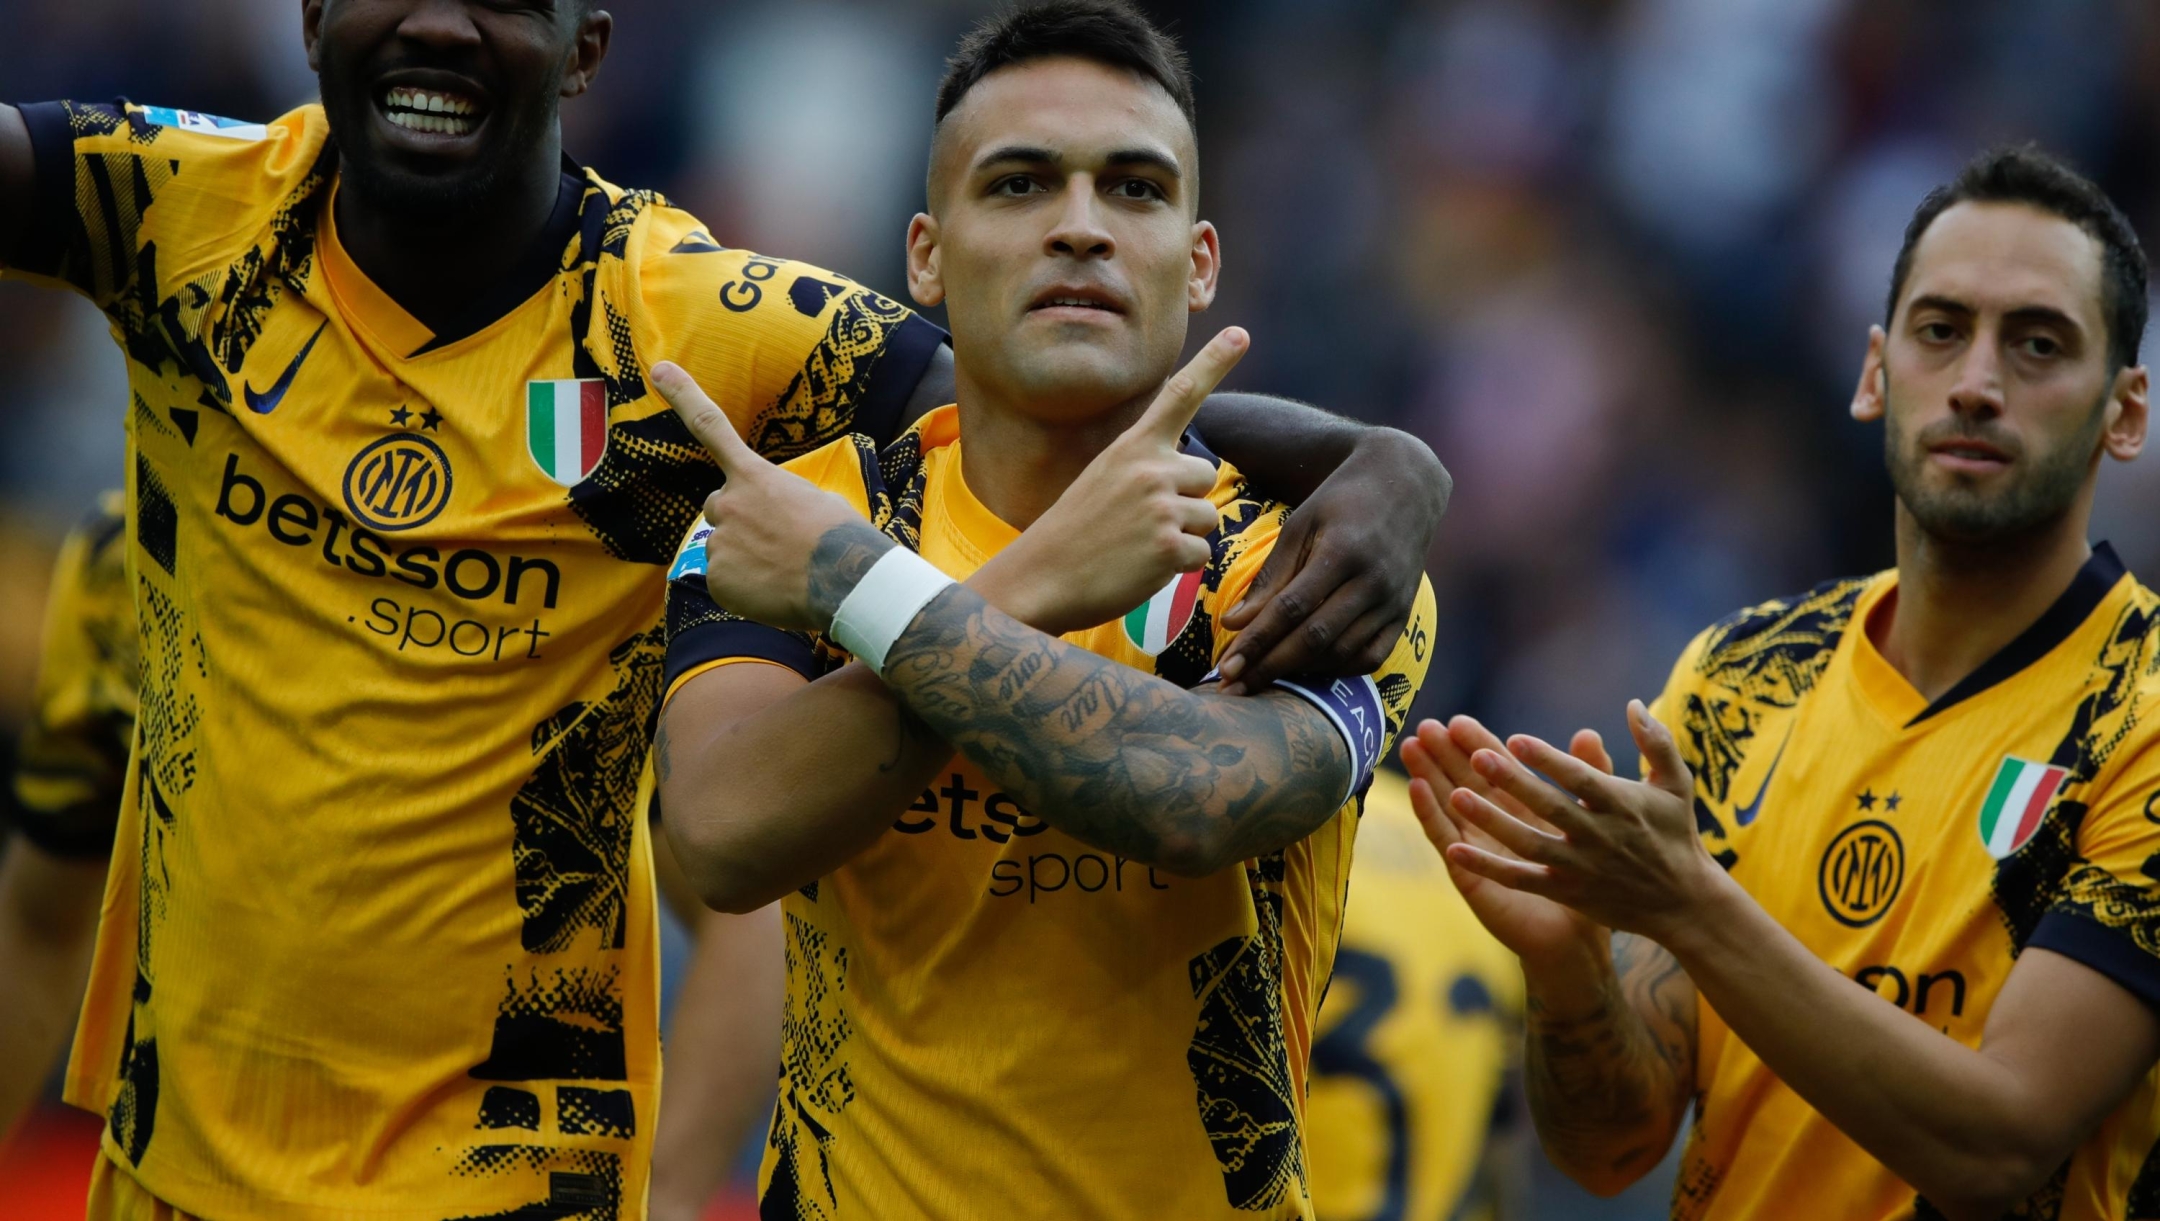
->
xmin=0 ymin=0 xmax=1443 ymax=1216
xmin=649 ymin=4 xmax=1436 ymax=1218
xmin=1405 ymin=147 xmax=2160 ymax=1221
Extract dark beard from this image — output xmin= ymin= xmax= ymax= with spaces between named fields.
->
xmin=315 ymin=50 xmax=556 ymax=222
xmin=1884 ymin=376 xmax=2107 ymax=545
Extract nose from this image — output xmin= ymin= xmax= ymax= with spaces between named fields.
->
xmin=1947 ymin=329 xmax=2005 ymax=419
xmin=395 ymin=0 xmax=483 ymax=53
xmin=1044 ymin=173 xmax=1114 ymax=260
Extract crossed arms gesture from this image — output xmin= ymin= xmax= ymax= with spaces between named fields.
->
xmin=651 ymin=330 xmax=1361 ymax=912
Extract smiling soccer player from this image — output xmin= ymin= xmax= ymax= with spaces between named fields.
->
xmin=0 ymin=0 xmax=1447 ymax=1216
xmin=1409 ymin=147 xmax=2160 ymax=1221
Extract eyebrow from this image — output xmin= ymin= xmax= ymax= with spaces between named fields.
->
xmin=972 ymin=144 xmax=1184 ymax=179
xmin=1905 ymin=294 xmax=2084 ymax=332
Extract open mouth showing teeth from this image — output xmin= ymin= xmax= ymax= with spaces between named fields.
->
xmin=1035 ymin=297 xmax=1119 ymax=311
xmin=380 ymin=87 xmax=483 ymax=136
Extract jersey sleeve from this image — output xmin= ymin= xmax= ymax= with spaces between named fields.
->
xmin=5 ymin=101 xmax=317 ymax=311
xmin=2025 ymin=740 xmax=2160 ymax=1011
xmin=631 ymin=208 xmax=948 ymax=461
xmin=7 ymin=491 xmax=136 ymax=859
xmin=1209 ymin=504 xmax=1439 ymax=801
xmin=1647 ymin=627 xmax=1735 ymax=864
xmin=661 ymin=438 xmax=876 ymax=705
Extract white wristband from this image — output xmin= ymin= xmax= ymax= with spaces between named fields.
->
xmin=828 ymin=546 xmax=956 ymax=674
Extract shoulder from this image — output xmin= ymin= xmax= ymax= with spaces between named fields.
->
xmin=1675 ymin=573 xmax=1877 ymax=706
xmin=1201 ymin=452 xmax=1293 ymax=592
xmin=619 ymin=195 xmax=908 ymax=335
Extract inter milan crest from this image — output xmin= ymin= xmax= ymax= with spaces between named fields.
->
xmin=1123 ymin=569 xmax=1203 ymax=656
xmin=1977 ymin=756 xmax=2068 ymax=859
xmin=526 ymin=379 xmax=608 ymax=487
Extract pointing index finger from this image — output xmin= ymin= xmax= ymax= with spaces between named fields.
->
xmin=651 ymin=360 xmax=762 ymax=479
xmin=1131 ymin=327 xmax=1249 ymax=445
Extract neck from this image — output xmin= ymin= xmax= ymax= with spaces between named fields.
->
xmin=332 ymin=139 xmax=564 ymax=334
xmin=953 ymin=369 xmax=1157 ymax=530
xmin=1873 ymin=495 xmax=2096 ymax=703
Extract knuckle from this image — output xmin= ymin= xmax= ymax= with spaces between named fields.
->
xmin=1301 ymin=618 xmax=1335 ymax=647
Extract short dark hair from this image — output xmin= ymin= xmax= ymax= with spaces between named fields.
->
xmin=1887 ymin=145 xmax=2149 ymax=369
xmin=934 ymin=0 xmax=1196 ymax=134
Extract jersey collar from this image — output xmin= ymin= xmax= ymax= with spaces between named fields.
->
xmin=1854 ymin=541 xmax=2130 ymax=729
xmin=319 ymin=158 xmax=588 ymax=360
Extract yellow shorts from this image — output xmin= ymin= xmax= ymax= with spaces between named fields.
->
xmin=86 ymin=1153 xmax=201 ymax=1221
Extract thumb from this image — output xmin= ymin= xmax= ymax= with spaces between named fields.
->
xmin=651 ymin=361 xmax=762 ymax=479
xmin=1627 ymin=699 xmax=1692 ymax=798
xmin=1130 ymin=327 xmax=1249 ymax=446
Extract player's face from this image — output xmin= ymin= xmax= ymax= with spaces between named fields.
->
xmin=1862 ymin=201 xmax=2147 ymax=543
xmin=911 ymin=58 xmax=1218 ymax=425
xmin=305 ymin=0 xmax=605 ymax=216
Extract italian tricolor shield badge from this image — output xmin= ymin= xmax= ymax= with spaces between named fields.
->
xmin=526 ymin=379 xmax=608 ymax=486
xmin=1123 ymin=570 xmax=1204 ymax=656
xmin=1977 ymin=756 xmax=2068 ymax=859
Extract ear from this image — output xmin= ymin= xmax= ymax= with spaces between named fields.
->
xmin=303 ymin=0 xmax=325 ymax=72
xmin=562 ymin=9 xmax=613 ymax=99
xmin=906 ymin=213 xmax=945 ymax=308
xmin=2103 ymin=363 xmax=2148 ymax=462
xmin=1186 ymin=220 xmax=1221 ymax=313
xmin=1852 ymin=325 xmax=1888 ymax=423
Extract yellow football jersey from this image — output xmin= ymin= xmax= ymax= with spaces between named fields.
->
xmin=4 ymin=100 xmax=942 ymax=1219
xmin=662 ymin=405 xmax=1437 ymax=1220
xmin=1654 ymin=543 xmax=2160 ymax=1221
xmin=10 ymin=489 xmax=136 ymax=860
xmin=1307 ymin=769 xmax=1522 ymax=1221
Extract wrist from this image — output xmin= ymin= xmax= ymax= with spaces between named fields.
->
xmin=966 ymin=547 xmax=1065 ymax=633
xmin=805 ymin=522 xmax=898 ymax=622
xmin=1640 ymin=857 xmax=1747 ymax=964
xmin=1519 ymin=924 xmax=1617 ymax=1025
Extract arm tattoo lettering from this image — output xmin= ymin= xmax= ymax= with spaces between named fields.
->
xmin=875 ymin=578 xmax=1354 ymax=871
xmin=1524 ymin=933 xmax=1698 ymax=1184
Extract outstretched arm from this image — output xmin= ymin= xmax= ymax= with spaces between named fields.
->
xmin=1403 ymin=717 xmax=1696 ymax=1195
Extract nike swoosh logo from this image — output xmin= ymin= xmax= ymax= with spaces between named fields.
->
xmin=243 ymin=322 xmax=327 ymax=415
xmin=1733 ymin=729 xmax=1791 ymax=827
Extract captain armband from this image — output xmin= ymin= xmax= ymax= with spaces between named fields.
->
xmin=1207 ymin=669 xmax=1388 ymax=805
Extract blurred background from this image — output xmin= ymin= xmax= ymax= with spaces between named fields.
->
xmin=6 ymin=0 xmax=2160 ymax=1217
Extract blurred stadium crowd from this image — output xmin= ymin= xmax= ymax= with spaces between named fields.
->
xmin=4 ymin=1 xmax=2159 ymax=1217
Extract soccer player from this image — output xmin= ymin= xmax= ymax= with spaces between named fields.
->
xmin=0 ymin=2 xmax=1448 ymax=1216
xmin=1306 ymin=767 xmax=1524 ymax=1221
xmin=649 ymin=4 xmax=1437 ymax=1218
xmin=1408 ymin=146 xmax=2160 ymax=1220
xmin=1 ymin=492 xmax=132 ymax=1138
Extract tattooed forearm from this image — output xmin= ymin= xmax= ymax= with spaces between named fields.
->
xmin=1524 ymin=933 xmax=1698 ymax=1191
xmin=876 ymin=581 xmax=1353 ymax=874
xmin=806 ymin=522 xmax=899 ymax=622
